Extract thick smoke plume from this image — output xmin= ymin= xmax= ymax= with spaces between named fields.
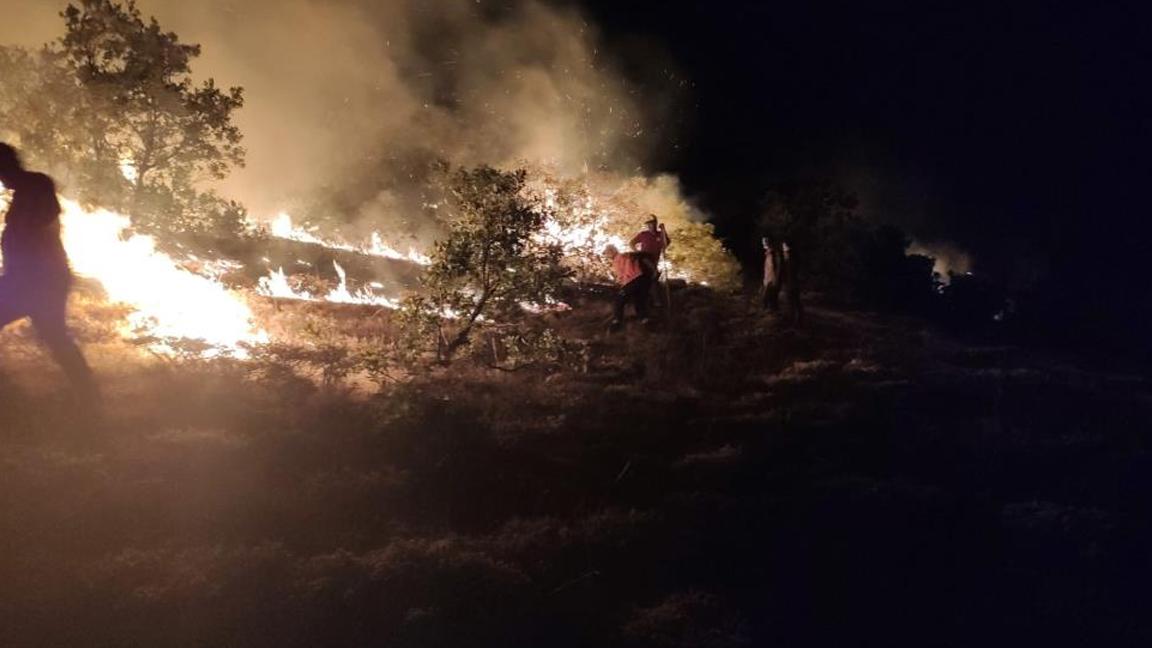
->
xmin=2 ymin=0 xmax=658 ymax=225
xmin=0 ymin=1 xmax=744 ymax=287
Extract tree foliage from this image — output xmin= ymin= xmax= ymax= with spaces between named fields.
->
xmin=759 ymin=182 xmax=937 ymax=308
xmin=0 ymin=0 xmax=246 ymax=237
xmin=0 ymin=46 xmax=94 ymax=181
xmin=401 ymin=166 xmax=569 ymax=363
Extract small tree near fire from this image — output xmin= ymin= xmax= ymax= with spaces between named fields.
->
xmin=400 ymin=166 xmax=568 ymax=364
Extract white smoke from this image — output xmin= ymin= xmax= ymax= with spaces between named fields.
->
xmin=1 ymin=0 xmax=657 ymax=220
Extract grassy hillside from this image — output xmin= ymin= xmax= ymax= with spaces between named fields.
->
xmin=1 ymin=285 xmax=1150 ymax=647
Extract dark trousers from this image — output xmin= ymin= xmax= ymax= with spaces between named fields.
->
xmin=0 ymin=274 xmax=95 ymax=392
xmin=639 ymin=255 xmax=663 ymax=307
xmin=613 ymin=275 xmax=651 ymax=324
xmin=783 ymin=286 xmax=804 ymax=325
xmin=761 ymin=282 xmax=780 ymax=311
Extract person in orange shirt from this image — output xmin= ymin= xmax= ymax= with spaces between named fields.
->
xmin=629 ymin=214 xmax=670 ymax=277
xmin=603 ymin=244 xmax=652 ymax=331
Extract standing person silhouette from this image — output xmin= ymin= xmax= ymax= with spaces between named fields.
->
xmin=630 ymin=214 xmax=670 ymax=308
xmin=0 ymin=143 xmax=96 ymax=399
xmin=760 ymin=236 xmax=782 ymax=312
xmin=779 ymin=240 xmax=803 ymax=326
xmin=629 ymin=214 xmax=670 ymax=278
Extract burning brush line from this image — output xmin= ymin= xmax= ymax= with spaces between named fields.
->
xmin=267 ymin=212 xmax=432 ymax=265
xmin=0 ymin=195 xmax=271 ymax=356
xmin=0 ymin=184 xmax=701 ymax=358
xmin=256 ymin=261 xmax=401 ymax=309
xmin=0 ymin=190 xmax=415 ymax=355
xmin=257 ymin=213 xmax=416 ymax=309
xmin=59 ymin=199 xmax=269 ymax=355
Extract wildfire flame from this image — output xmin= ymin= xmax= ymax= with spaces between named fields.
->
xmin=540 ymin=215 xmax=627 ymax=259
xmin=0 ymin=192 xmax=414 ymax=354
xmin=268 ymin=212 xmax=431 ymax=265
xmin=0 ymin=176 xmax=697 ymax=360
xmin=59 ymin=199 xmax=268 ymax=353
xmin=0 ymin=185 xmax=265 ymax=355
xmin=533 ymin=189 xmax=690 ymax=282
xmin=256 ymin=260 xmax=401 ymax=309
xmin=538 ymin=190 xmax=627 ymax=259
xmin=366 ymin=231 xmax=433 ymax=265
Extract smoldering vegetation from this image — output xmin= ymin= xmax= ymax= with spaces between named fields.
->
xmin=2 ymin=286 xmax=1151 ymax=647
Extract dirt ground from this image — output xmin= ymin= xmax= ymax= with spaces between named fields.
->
xmin=2 ymin=288 xmax=1150 ymax=647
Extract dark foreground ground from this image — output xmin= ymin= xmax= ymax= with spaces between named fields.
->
xmin=1 ymin=287 xmax=1150 ymax=647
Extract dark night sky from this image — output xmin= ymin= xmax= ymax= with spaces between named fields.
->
xmin=575 ymin=0 xmax=1151 ymax=283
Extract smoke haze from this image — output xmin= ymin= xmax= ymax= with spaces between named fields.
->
xmin=0 ymin=0 xmax=662 ymax=225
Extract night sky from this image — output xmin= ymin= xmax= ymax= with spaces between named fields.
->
xmin=576 ymin=0 xmax=1151 ymax=284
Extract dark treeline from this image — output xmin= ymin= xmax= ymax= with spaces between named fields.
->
xmin=747 ymin=180 xmax=1151 ymax=368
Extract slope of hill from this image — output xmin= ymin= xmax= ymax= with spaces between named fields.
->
xmin=1 ymin=285 xmax=1150 ymax=647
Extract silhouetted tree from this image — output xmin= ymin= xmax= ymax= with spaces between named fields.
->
xmin=758 ymin=183 xmax=939 ymax=312
xmin=0 ymin=46 xmax=98 ymax=185
xmin=940 ymin=271 xmax=1009 ymax=335
xmin=758 ymin=182 xmax=865 ymax=302
xmin=0 ymin=0 xmax=246 ymax=236
xmin=862 ymin=225 xmax=938 ymax=310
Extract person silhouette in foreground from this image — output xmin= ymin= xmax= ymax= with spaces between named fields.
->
xmin=0 ymin=143 xmax=96 ymax=399
xmin=779 ymin=240 xmax=803 ymax=326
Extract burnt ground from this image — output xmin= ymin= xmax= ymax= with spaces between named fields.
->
xmin=1 ymin=286 xmax=1151 ymax=647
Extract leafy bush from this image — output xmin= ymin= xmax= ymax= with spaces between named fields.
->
xmin=400 ymin=166 xmax=569 ymax=363
xmin=468 ymin=326 xmax=589 ymax=372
